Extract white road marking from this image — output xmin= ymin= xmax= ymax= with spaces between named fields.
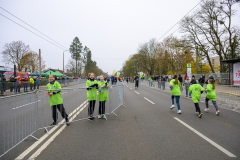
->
xmin=130 ymin=88 xmax=132 ymax=89
xmin=27 ymin=103 xmax=88 ymax=159
xmin=135 ymin=91 xmax=140 ymax=94
xmin=144 ymin=97 xmax=155 ymax=104
xmin=12 ymin=100 xmax=42 ymax=110
xmin=15 ymin=100 xmax=88 ymax=160
xmin=174 ymin=117 xmax=236 ymax=158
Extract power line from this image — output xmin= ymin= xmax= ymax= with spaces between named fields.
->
xmin=0 ymin=13 xmax=66 ymax=50
xmin=0 ymin=7 xmax=68 ymax=50
xmin=157 ymin=0 xmax=204 ymax=41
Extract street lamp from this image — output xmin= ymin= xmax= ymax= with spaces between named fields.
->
xmin=63 ymin=50 xmax=69 ymax=76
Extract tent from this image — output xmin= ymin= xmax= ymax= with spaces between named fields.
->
xmin=29 ymin=71 xmax=47 ymax=77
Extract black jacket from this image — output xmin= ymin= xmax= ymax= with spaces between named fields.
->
xmin=178 ymin=76 xmax=183 ymax=83
xmin=205 ymin=76 xmax=215 ymax=84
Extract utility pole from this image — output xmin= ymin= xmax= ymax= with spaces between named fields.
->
xmin=196 ymin=46 xmax=198 ymax=74
xmin=39 ymin=49 xmax=41 ymax=78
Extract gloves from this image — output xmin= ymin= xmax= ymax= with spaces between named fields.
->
xmin=170 ymin=84 xmax=173 ymax=90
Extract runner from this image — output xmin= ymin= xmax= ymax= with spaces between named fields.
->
xmin=86 ymin=72 xmax=98 ymax=121
xmin=135 ymin=74 xmax=139 ymax=89
xmin=45 ymin=74 xmax=69 ymax=126
xmin=204 ymin=79 xmax=220 ymax=115
xmin=170 ymin=75 xmax=182 ymax=114
xmin=188 ymin=79 xmax=204 ymax=118
xmin=98 ymin=75 xmax=108 ymax=119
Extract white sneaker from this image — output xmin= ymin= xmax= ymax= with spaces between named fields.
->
xmin=102 ymin=114 xmax=107 ymax=119
xmin=98 ymin=115 xmax=102 ymax=119
xmin=216 ymin=110 xmax=220 ymax=115
xmin=204 ymin=108 xmax=209 ymax=112
xmin=177 ymin=110 xmax=181 ymax=114
xmin=170 ymin=105 xmax=175 ymax=109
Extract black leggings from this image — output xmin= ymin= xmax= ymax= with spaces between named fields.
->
xmin=51 ymin=104 xmax=68 ymax=122
xmin=135 ymin=81 xmax=139 ymax=87
xmin=194 ymin=103 xmax=201 ymax=114
xmin=88 ymin=100 xmax=96 ymax=116
xmin=99 ymin=101 xmax=106 ymax=114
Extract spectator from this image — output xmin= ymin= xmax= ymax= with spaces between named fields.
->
xmin=184 ymin=76 xmax=191 ymax=98
xmin=198 ymin=76 xmax=204 ymax=87
xmin=36 ymin=78 xmax=41 ymax=90
xmin=178 ymin=75 xmax=183 ymax=91
xmin=10 ymin=76 xmax=16 ymax=92
xmin=184 ymin=73 xmax=187 ymax=80
xmin=23 ymin=77 xmax=28 ymax=92
xmin=158 ymin=76 xmax=162 ymax=89
xmin=16 ymin=76 xmax=22 ymax=93
xmin=34 ymin=77 xmax=36 ymax=90
xmin=162 ymin=76 xmax=166 ymax=90
xmin=2 ymin=75 xmax=6 ymax=92
xmin=30 ymin=76 xmax=34 ymax=91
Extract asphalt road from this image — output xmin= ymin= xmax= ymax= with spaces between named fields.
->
xmin=1 ymin=81 xmax=240 ymax=160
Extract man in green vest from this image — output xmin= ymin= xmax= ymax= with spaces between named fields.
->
xmin=45 ymin=74 xmax=69 ymax=126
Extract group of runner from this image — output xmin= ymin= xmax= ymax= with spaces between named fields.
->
xmin=169 ymin=74 xmax=220 ymax=118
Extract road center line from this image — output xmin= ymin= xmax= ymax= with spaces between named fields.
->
xmin=12 ymin=100 xmax=42 ymax=110
xmin=15 ymin=100 xmax=88 ymax=160
xmin=135 ymin=91 xmax=140 ymax=94
xmin=27 ymin=103 xmax=88 ymax=159
xmin=130 ymin=88 xmax=132 ymax=89
xmin=174 ymin=117 xmax=236 ymax=158
xmin=144 ymin=97 xmax=155 ymax=104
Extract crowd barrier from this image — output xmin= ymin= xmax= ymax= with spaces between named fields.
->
xmin=0 ymin=79 xmax=87 ymax=95
xmin=139 ymin=80 xmax=240 ymax=111
xmin=0 ymin=81 xmax=125 ymax=158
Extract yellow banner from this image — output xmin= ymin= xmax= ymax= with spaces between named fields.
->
xmin=112 ymin=70 xmax=116 ymax=76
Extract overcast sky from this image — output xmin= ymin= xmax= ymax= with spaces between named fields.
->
xmin=0 ymin=0 xmax=239 ymax=75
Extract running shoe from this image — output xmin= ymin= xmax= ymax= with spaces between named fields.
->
xmin=199 ymin=113 xmax=203 ymax=118
xmin=98 ymin=115 xmax=102 ymax=119
xmin=88 ymin=117 xmax=93 ymax=121
xmin=204 ymin=108 xmax=209 ymax=112
xmin=177 ymin=110 xmax=181 ymax=114
xmin=51 ymin=121 xmax=58 ymax=126
xmin=170 ymin=105 xmax=175 ymax=109
xmin=102 ymin=114 xmax=107 ymax=119
xmin=216 ymin=110 xmax=220 ymax=115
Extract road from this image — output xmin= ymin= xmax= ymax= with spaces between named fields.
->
xmin=0 ymin=81 xmax=240 ymax=160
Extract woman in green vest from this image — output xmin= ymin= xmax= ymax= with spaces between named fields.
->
xmin=98 ymin=75 xmax=109 ymax=119
xmin=86 ymin=72 xmax=98 ymax=121
xmin=204 ymin=79 xmax=220 ymax=115
xmin=170 ymin=75 xmax=182 ymax=114
xmin=188 ymin=79 xmax=204 ymax=118
xmin=45 ymin=74 xmax=69 ymax=126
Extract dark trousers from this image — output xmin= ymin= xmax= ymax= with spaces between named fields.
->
xmin=194 ymin=103 xmax=201 ymax=114
xmin=158 ymin=82 xmax=161 ymax=89
xmin=135 ymin=81 xmax=139 ymax=88
xmin=24 ymin=83 xmax=28 ymax=92
xmin=37 ymin=85 xmax=39 ymax=89
xmin=34 ymin=84 xmax=36 ymax=90
xmin=88 ymin=100 xmax=96 ymax=116
xmin=30 ymin=84 xmax=33 ymax=91
xmin=16 ymin=85 xmax=21 ymax=92
xmin=51 ymin=104 xmax=68 ymax=122
xmin=205 ymin=98 xmax=219 ymax=111
xmin=200 ymin=83 xmax=204 ymax=87
xmin=99 ymin=101 xmax=106 ymax=114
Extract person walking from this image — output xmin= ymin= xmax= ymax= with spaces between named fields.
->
xmin=204 ymin=79 xmax=220 ymax=115
xmin=188 ymin=79 xmax=204 ymax=118
xmin=184 ymin=76 xmax=191 ymax=97
xmin=98 ymin=75 xmax=108 ymax=119
xmin=45 ymin=74 xmax=69 ymax=126
xmin=170 ymin=75 xmax=182 ymax=114
xmin=86 ymin=73 xmax=98 ymax=121
xmin=23 ymin=77 xmax=28 ymax=92
xmin=135 ymin=74 xmax=139 ymax=89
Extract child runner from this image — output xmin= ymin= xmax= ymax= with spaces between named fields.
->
xmin=86 ymin=73 xmax=98 ymax=121
xmin=188 ymin=79 xmax=204 ymax=118
xmin=45 ymin=74 xmax=69 ymax=126
xmin=98 ymin=75 xmax=109 ymax=119
xmin=204 ymin=79 xmax=220 ymax=115
xmin=170 ymin=75 xmax=182 ymax=114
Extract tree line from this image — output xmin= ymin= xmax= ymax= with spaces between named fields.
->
xmin=1 ymin=41 xmax=46 ymax=72
xmin=121 ymin=0 xmax=240 ymax=77
xmin=67 ymin=37 xmax=106 ymax=77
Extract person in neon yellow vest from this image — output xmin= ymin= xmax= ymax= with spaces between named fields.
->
xmin=148 ymin=77 xmax=152 ymax=86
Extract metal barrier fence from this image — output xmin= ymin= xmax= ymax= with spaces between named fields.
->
xmin=0 ymin=81 xmax=125 ymax=158
xmin=139 ymin=80 xmax=240 ymax=111
xmin=0 ymin=79 xmax=87 ymax=95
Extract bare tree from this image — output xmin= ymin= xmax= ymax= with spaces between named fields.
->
xmin=2 ymin=41 xmax=30 ymax=71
